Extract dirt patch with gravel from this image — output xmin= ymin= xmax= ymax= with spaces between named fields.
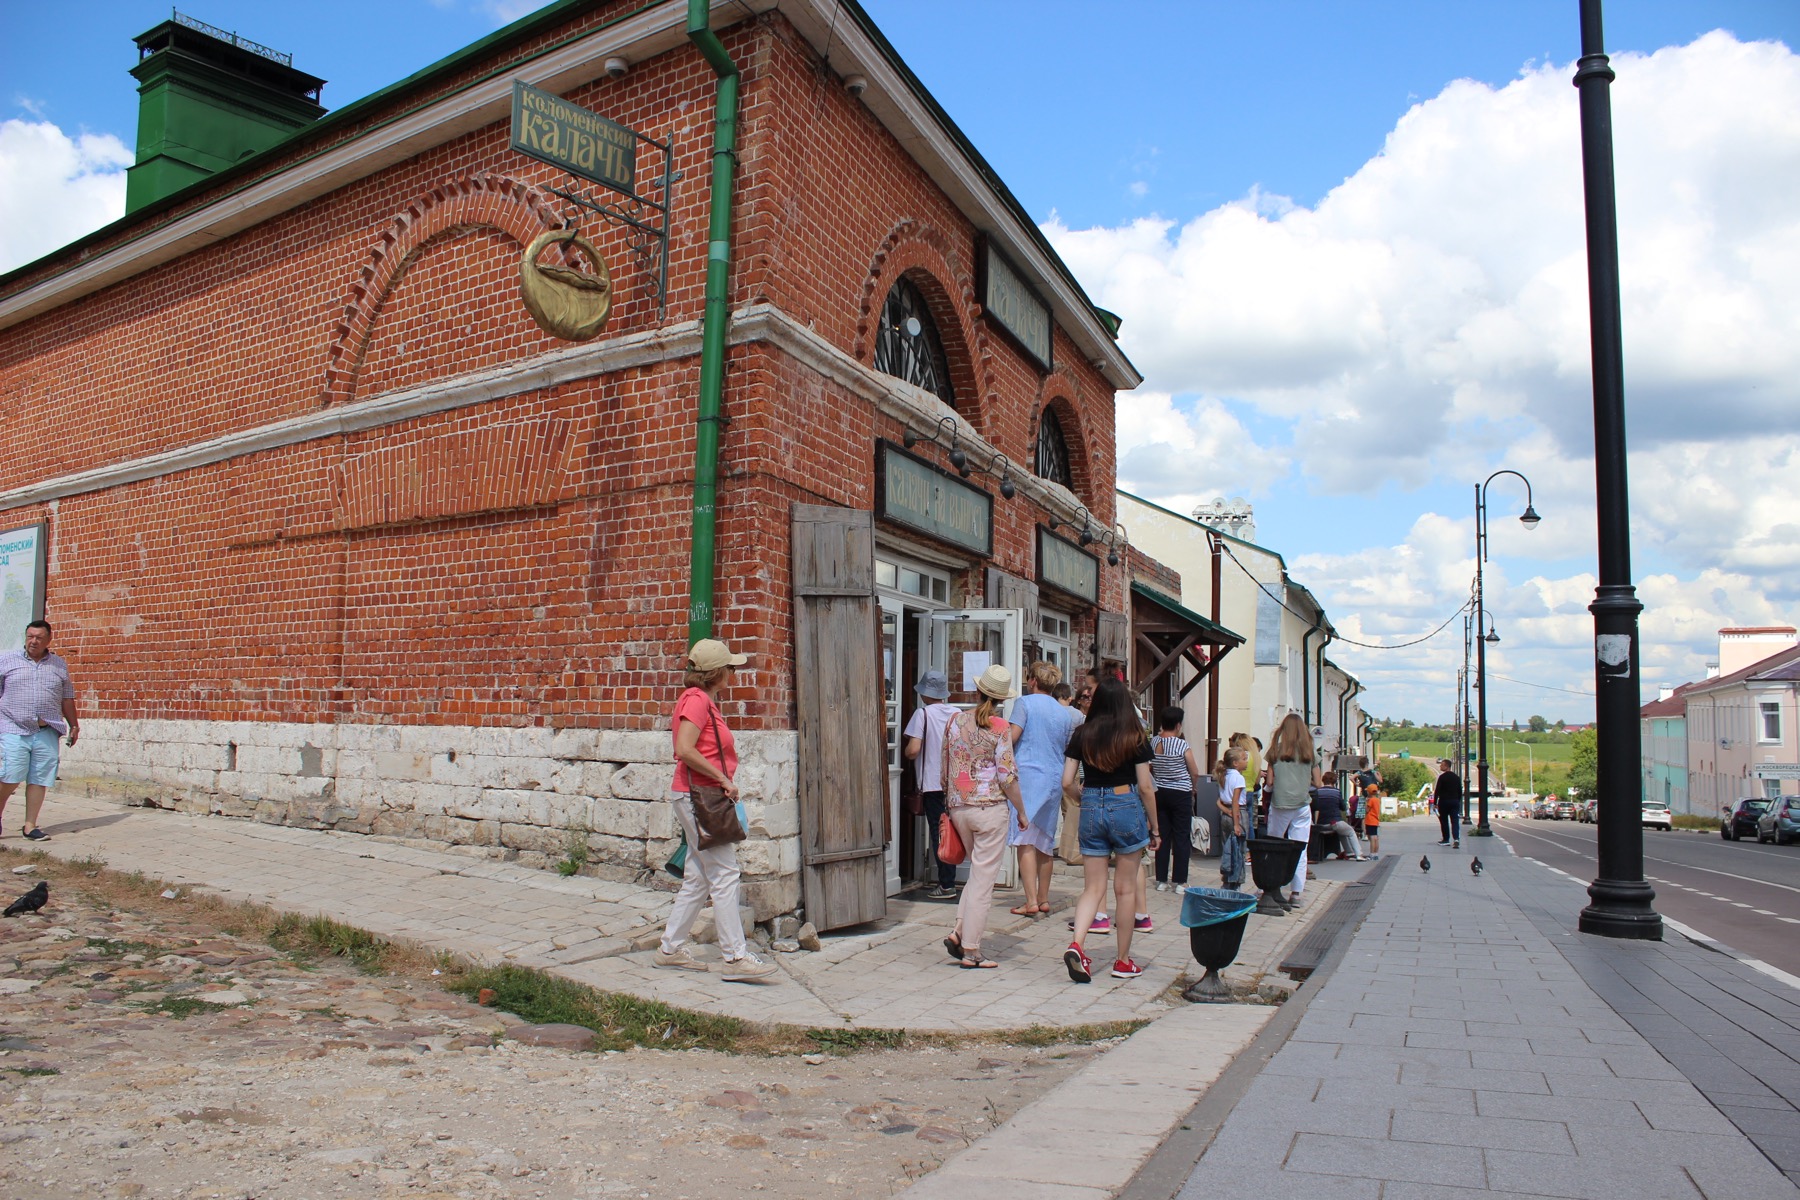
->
xmin=0 ymin=849 xmax=1103 ymax=1199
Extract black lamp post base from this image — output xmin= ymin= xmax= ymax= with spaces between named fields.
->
xmin=1470 ymin=826 xmax=1495 ymax=837
xmin=1579 ymin=878 xmax=1662 ymax=940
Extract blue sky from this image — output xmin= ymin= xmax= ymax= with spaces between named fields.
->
xmin=5 ymin=1 xmax=1799 ymax=725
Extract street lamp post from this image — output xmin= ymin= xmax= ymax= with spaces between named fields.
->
xmin=1574 ymin=0 xmax=1661 ymax=939
xmin=1460 ymin=612 xmax=1472 ymax=820
xmin=1513 ymin=740 xmax=1535 ymax=797
xmin=1473 ymin=472 xmax=1539 ymax=838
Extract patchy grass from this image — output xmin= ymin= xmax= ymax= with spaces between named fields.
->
xmin=555 ymin=826 xmax=592 ymax=877
xmin=136 ymin=996 xmax=217 ymax=1020
xmin=1002 ymin=1021 xmax=1147 ymax=1048
xmin=448 ymin=963 xmax=749 ymax=1052
xmin=1672 ymin=814 xmax=1716 ymax=831
xmin=805 ymin=1027 xmax=908 ymax=1053
xmin=8 ymin=1066 xmax=59 ymax=1077
xmin=86 ymin=936 xmax=158 ymax=958
xmin=267 ymin=913 xmax=392 ymax=974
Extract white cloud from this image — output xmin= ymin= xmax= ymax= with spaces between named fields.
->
xmin=0 ymin=119 xmax=131 ymax=274
xmin=1114 ymin=391 xmax=1288 ymax=512
xmin=1049 ymin=32 xmax=1800 ymax=718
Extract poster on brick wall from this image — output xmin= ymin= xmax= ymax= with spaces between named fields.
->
xmin=0 ymin=523 xmax=46 ymax=651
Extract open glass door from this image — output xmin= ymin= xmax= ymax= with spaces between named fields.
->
xmin=927 ymin=608 xmax=1023 ymax=888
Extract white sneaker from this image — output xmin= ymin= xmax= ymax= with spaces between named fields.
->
xmin=654 ymin=946 xmax=708 ymax=972
xmin=717 ymin=951 xmax=778 ymax=982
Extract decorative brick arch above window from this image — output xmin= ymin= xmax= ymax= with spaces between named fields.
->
xmin=853 ymin=220 xmax=996 ymax=434
xmin=321 ymin=172 xmax=569 ymax=405
xmin=1035 ymin=389 xmax=1093 ymax=506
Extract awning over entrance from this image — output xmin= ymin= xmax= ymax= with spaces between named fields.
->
xmin=1130 ymin=581 xmax=1244 ymax=700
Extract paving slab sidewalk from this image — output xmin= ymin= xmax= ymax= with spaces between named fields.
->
xmin=15 ymin=793 xmax=1338 ymax=1034
xmin=1176 ymin=817 xmax=1800 ymax=1200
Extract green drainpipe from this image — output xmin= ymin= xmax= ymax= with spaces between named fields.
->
xmin=686 ymin=0 xmax=740 ymax=644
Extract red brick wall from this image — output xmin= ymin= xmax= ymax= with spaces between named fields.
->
xmin=0 ymin=10 xmax=1122 ymax=737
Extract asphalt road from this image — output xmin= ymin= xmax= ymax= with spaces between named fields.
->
xmin=1491 ymin=818 xmax=1800 ymax=978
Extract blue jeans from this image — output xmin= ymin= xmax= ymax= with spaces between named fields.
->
xmin=1078 ymin=786 xmax=1151 ymax=857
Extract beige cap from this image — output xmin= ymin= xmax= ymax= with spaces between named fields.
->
xmin=974 ymin=663 xmax=1017 ymax=700
xmin=688 ymin=638 xmax=749 ymax=672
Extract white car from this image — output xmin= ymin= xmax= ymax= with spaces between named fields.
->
xmin=1641 ymin=801 xmax=1673 ymax=831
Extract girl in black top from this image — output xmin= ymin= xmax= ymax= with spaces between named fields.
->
xmin=1058 ymin=680 xmax=1159 ymax=983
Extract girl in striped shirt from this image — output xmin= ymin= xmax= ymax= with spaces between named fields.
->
xmin=1150 ymin=707 xmax=1204 ymax=892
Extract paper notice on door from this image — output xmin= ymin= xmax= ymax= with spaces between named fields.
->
xmin=961 ymin=651 xmax=991 ymax=693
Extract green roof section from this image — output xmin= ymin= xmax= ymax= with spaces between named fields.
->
xmin=1131 ymin=581 xmax=1245 ymax=647
xmin=1 ymin=0 xmax=637 ymax=289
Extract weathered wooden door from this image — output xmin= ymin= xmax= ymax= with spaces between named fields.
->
xmin=792 ymin=504 xmax=887 ymax=931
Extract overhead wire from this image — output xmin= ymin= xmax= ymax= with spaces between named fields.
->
xmin=1214 ymin=537 xmax=1471 ymax=651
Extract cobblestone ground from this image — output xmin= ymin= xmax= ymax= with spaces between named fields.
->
xmin=0 ymin=853 xmax=1094 ymax=1200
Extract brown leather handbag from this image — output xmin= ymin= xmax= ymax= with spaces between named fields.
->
xmin=691 ymin=706 xmax=746 ymax=850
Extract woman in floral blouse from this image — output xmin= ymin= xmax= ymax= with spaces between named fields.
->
xmin=940 ymin=664 xmax=1027 ymax=970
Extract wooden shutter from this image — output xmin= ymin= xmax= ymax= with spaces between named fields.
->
xmin=792 ymin=504 xmax=887 ymax=931
xmin=985 ymin=567 xmax=1040 ymax=634
xmin=1097 ymin=610 xmax=1131 ymax=665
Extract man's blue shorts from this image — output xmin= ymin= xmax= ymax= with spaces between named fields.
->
xmin=1 ymin=728 xmax=61 ymax=788
xmin=1078 ymin=786 xmax=1151 ymax=857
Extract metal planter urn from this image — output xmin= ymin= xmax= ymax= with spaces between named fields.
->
xmin=1180 ymin=887 xmax=1259 ymax=1003
xmin=1248 ymin=836 xmax=1305 ymax=917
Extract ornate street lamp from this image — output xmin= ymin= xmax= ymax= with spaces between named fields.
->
xmin=1573 ymin=0 xmax=1660 ymax=938
xmin=1473 ymin=475 xmax=1536 ymax=838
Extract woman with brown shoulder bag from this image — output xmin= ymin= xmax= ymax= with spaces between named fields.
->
xmin=654 ymin=639 xmax=777 ymax=983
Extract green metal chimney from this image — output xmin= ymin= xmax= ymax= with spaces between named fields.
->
xmin=125 ymin=11 xmax=327 ymax=213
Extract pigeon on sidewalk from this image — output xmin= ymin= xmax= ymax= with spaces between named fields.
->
xmin=4 ymin=880 xmax=48 ymax=917
xmin=1471 ymin=857 xmax=1483 ymax=875
xmin=1420 ymin=855 xmax=1431 ymax=872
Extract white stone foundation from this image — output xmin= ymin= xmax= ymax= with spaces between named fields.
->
xmin=58 ymin=719 xmax=802 ymax=920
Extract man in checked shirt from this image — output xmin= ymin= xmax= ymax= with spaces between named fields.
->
xmin=0 ymin=620 xmax=80 ymax=841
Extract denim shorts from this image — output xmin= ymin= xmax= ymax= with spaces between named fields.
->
xmin=0 ymin=728 xmax=61 ymax=788
xmin=1078 ymin=787 xmax=1151 ymax=857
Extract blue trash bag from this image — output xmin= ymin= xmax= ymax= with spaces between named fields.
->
xmin=1180 ymin=885 xmax=1258 ymax=928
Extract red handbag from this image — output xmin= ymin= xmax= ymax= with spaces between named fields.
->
xmin=937 ymin=811 xmax=967 ymax=866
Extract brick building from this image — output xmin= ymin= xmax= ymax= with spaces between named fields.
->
xmin=0 ymin=1 xmax=1153 ymax=930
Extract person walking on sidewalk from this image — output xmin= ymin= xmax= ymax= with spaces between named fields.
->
xmin=903 ymin=670 xmax=961 ymax=899
xmin=1262 ymin=715 xmax=1320 ymax=906
xmin=1434 ymin=758 xmax=1463 ymax=848
xmin=1062 ymin=680 xmax=1159 ymax=983
xmin=1361 ymin=781 xmax=1381 ymax=856
xmin=0 ymin=620 xmax=79 ymax=842
xmin=655 ymin=639 xmax=776 ymax=982
xmin=1007 ymin=661 xmax=1082 ymax=917
xmin=1150 ymin=706 xmax=1203 ymax=892
xmin=940 ymin=665 xmax=1027 ymax=970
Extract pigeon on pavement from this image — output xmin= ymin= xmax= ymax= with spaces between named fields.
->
xmin=1420 ymin=855 xmax=1431 ymax=872
xmin=4 ymin=881 xmax=48 ymax=917
xmin=1471 ymin=857 xmax=1484 ymax=875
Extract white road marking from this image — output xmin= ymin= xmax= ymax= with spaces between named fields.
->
xmin=1756 ymin=909 xmax=1777 ymax=916
xmin=1500 ymin=824 xmax=1800 ymax=896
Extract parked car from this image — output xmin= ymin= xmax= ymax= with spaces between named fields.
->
xmin=1756 ymin=796 xmax=1800 ymax=845
xmin=1533 ymin=799 xmax=1553 ymax=819
xmin=1555 ymin=800 xmax=1576 ymax=821
xmin=1641 ymin=800 xmax=1673 ymax=831
xmin=1578 ymin=799 xmax=1598 ymax=824
xmin=1721 ymin=797 xmax=1771 ymax=841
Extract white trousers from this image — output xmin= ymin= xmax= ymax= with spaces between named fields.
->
xmin=660 ymin=794 xmax=748 ymax=959
xmin=1266 ymin=805 xmax=1312 ymax=896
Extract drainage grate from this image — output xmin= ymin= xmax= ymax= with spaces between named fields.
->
xmin=1279 ymin=857 xmax=1396 ymax=981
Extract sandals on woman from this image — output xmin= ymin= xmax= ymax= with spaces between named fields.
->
xmin=1009 ymin=904 xmax=1038 ymax=917
xmin=943 ymin=933 xmax=964 ymax=961
xmin=959 ymin=953 xmax=998 ymax=969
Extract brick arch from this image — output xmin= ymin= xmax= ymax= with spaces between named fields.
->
xmin=853 ymin=220 xmax=998 ymax=435
xmin=321 ymin=172 xmax=570 ymax=405
xmin=1034 ymin=383 xmax=1095 ymax=507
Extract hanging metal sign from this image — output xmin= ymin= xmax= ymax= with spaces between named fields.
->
xmin=510 ymin=82 xmax=636 ymax=197
xmin=875 ymin=441 xmax=993 ymax=557
xmin=1037 ymin=525 xmax=1097 ymax=605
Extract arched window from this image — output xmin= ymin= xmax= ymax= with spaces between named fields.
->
xmin=874 ymin=277 xmax=955 ymax=407
xmin=1036 ymin=406 xmax=1073 ymax=489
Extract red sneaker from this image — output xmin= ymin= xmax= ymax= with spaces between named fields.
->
xmin=1063 ymin=942 xmax=1092 ymax=984
xmin=1111 ymin=958 xmax=1144 ymax=979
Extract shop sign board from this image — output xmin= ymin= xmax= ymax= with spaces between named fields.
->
xmin=510 ymin=82 xmax=636 ymax=196
xmin=1753 ymin=763 xmax=1800 ymax=779
xmin=875 ymin=441 xmax=992 ymax=557
xmin=979 ymin=240 xmax=1053 ymax=371
xmin=0 ymin=522 xmax=47 ymax=649
xmin=1037 ymin=525 xmax=1097 ymax=605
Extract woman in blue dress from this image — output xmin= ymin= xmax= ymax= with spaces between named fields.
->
xmin=1007 ymin=661 xmax=1083 ymax=915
